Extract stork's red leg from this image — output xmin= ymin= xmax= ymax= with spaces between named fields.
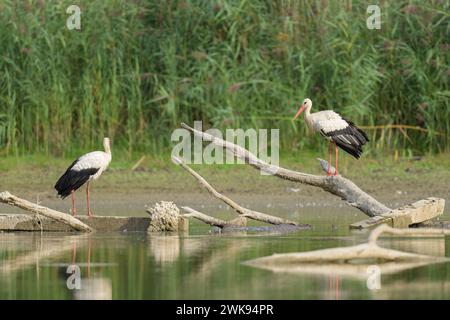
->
xmin=334 ymin=144 xmax=339 ymax=176
xmin=327 ymin=142 xmax=332 ymax=176
xmin=71 ymin=190 xmax=77 ymax=216
xmin=86 ymin=181 xmax=92 ymax=217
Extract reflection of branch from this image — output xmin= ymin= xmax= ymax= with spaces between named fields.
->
xmin=189 ymin=240 xmax=246 ymax=281
xmin=368 ymin=224 xmax=450 ymax=245
xmin=245 ymin=224 xmax=450 ymax=270
xmin=181 ymin=122 xmax=390 ymax=217
xmin=173 ymin=156 xmax=297 ymax=226
xmin=0 ymin=191 xmax=92 ymax=232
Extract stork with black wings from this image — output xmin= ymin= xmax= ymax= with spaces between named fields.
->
xmin=292 ymin=98 xmax=369 ymax=176
xmin=55 ymin=137 xmax=112 ymax=216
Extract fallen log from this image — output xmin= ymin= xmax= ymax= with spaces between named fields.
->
xmin=0 ymin=191 xmax=92 ymax=232
xmin=173 ymin=156 xmax=298 ymax=226
xmin=181 ymin=206 xmax=228 ymax=228
xmin=181 ymin=122 xmax=390 ymax=217
xmin=181 ymin=206 xmax=311 ymax=233
xmin=180 ymin=123 xmax=445 ymax=229
xmin=350 ymin=197 xmax=445 ymax=229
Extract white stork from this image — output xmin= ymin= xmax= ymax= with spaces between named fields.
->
xmin=292 ymin=98 xmax=369 ymax=176
xmin=55 ymin=137 xmax=112 ymax=216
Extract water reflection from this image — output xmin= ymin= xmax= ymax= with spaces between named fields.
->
xmin=149 ymin=234 xmax=181 ymax=264
xmin=0 ymin=227 xmax=450 ymax=299
xmin=73 ymin=278 xmax=112 ymax=300
xmin=1 ymin=233 xmax=87 ymax=274
xmin=380 ymin=237 xmax=446 ymax=257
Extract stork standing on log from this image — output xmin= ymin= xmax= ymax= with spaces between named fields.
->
xmin=292 ymin=98 xmax=369 ymax=176
xmin=55 ymin=137 xmax=112 ymax=217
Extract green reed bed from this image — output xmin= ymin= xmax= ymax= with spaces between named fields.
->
xmin=0 ymin=0 xmax=448 ymax=159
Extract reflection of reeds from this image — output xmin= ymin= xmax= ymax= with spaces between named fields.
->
xmin=0 ymin=1 xmax=448 ymax=157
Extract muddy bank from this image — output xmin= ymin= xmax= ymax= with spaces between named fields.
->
xmin=1 ymin=159 xmax=449 ymax=221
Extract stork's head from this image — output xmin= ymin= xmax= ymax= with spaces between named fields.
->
xmin=292 ymin=98 xmax=312 ymax=121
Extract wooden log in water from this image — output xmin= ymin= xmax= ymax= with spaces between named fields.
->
xmin=350 ymin=198 xmax=445 ymax=229
xmin=0 ymin=214 xmax=188 ymax=232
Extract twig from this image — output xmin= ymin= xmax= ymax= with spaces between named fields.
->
xmin=131 ymin=155 xmax=146 ymax=171
xmin=359 ymin=124 xmax=447 ymax=137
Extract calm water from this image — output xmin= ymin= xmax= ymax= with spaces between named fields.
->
xmin=1 ymin=206 xmax=450 ymax=300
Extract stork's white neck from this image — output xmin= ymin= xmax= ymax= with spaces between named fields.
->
xmin=103 ymin=138 xmax=111 ymax=155
xmin=303 ymin=103 xmax=313 ymax=130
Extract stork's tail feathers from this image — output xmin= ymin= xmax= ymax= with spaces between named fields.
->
xmin=333 ymin=139 xmax=363 ymax=159
xmin=330 ymin=119 xmax=369 ymax=159
xmin=55 ymin=167 xmax=99 ymax=199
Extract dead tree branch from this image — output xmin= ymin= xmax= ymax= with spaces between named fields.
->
xmin=181 ymin=122 xmax=390 ymax=217
xmin=173 ymin=156 xmax=297 ymax=226
xmin=181 ymin=206 xmax=228 ymax=228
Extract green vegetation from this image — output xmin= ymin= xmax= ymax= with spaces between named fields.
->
xmin=0 ymin=0 xmax=448 ymax=160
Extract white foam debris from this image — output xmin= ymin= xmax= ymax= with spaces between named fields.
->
xmin=146 ymin=201 xmax=180 ymax=232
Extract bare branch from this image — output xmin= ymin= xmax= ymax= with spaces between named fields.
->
xmin=173 ymin=156 xmax=297 ymax=226
xmin=181 ymin=122 xmax=391 ymax=217
xmin=181 ymin=206 xmax=228 ymax=228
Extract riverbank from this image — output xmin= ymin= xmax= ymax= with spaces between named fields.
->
xmin=1 ymin=153 xmax=449 ymax=219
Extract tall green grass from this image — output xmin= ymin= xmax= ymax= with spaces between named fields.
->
xmin=0 ymin=0 xmax=448 ymax=159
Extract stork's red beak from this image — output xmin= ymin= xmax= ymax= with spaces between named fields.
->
xmin=292 ymin=104 xmax=305 ymax=121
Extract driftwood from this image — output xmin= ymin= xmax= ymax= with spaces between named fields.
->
xmin=180 ymin=123 xmax=446 ymax=229
xmin=244 ymin=224 xmax=450 ymax=275
xmin=181 ymin=206 xmax=308 ymax=234
xmin=350 ymin=197 xmax=445 ymax=229
xmin=181 ymin=206 xmax=228 ymax=228
xmin=181 ymin=123 xmax=390 ymax=217
xmin=0 ymin=191 xmax=92 ymax=232
xmin=173 ymin=156 xmax=298 ymax=226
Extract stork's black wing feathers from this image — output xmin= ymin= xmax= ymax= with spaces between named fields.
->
xmin=341 ymin=118 xmax=369 ymax=143
xmin=54 ymin=159 xmax=99 ymax=199
xmin=325 ymin=118 xmax=369 ymax=159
